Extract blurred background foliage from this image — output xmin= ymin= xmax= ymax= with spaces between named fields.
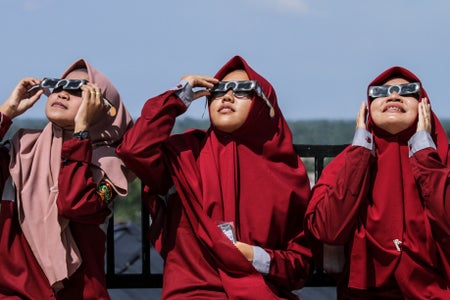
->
xmin=9 ymin=117 xmax=450 ymax=223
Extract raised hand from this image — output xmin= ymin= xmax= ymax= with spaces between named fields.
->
xmin=74 ymin=83 xmax=108 ymax=132
xmin=180 ymin=75 xmax=219 ymax=101
xmin=356 ymin=101 xmax=368 ymax=130
xmin=417 ymin=97 xmax=431 ymax=133
xmin=0 ymin=77 xmax=44 ymax=119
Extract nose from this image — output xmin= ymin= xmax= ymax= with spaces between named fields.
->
xmin=221 ymin=90 xmax=235 ymax=102
xmin=55 ymin=90 xmax=70 ymax=100
xmin=386 ymin=92 xmax=402 ymax=102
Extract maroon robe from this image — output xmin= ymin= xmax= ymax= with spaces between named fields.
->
xmin=306 ymin=66 xmax=450 ymax=299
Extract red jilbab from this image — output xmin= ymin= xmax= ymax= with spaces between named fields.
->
xmin=117 ymin=56 xmax=312 ymax=299
xmin=305 ymin=66 xmax=450 ymax=299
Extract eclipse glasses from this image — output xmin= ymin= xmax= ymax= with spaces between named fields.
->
xmin=41 ymin=77 xmax=87 ymax=90
xmin=35 ymin=78 xmax=116 ymax=116
xmin=209 ymin=80 xmax=275 ymax=118
xmin=368 ymin=82 xmax=420 ymax=98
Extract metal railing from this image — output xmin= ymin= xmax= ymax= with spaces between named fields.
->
xmin=105 ymin=144 xmax=349 ymax=289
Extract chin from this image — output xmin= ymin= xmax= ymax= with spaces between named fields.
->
xmin=47 ymin=119 xmax=73 ymax=130
xmin=212 ymin=123 xmax=236 ymax=133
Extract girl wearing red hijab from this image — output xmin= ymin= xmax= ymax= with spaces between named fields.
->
xmin=0 ymin=59 xmax=134 ymax=299
xmin=305 ymin=66 xmax=450 ymax=299
xmin=116 ymin=56 xmax=312 ymax=299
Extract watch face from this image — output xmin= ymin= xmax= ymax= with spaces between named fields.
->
xmin=74 ymin=131 xmax=90 ymax=140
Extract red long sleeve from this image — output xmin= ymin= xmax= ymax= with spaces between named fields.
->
xmin=58 ymin=138 xmax=110 ymax=224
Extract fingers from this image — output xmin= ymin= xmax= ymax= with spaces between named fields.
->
xmin=14 ymin=77 xmax=42 ymax=97
xmin=80 ymin=83 xmax=116 ymax=116
xmin=417 ymin=97 xmax=431 ymax=133
xmin=234 ymin=242 xmax=254 ymax=262
xmin=356 ymin=101 xmax=368 ymax=129
xmin=193 ymin=89 xmax=211 ymax=101
xmin=81 ymin=83 xmax=105 ymax=108
xmin=181 ymin=75 xmax=219 ymax=89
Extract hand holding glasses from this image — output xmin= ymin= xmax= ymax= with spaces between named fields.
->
xmin=30 ymin=78 xmax=117 ymax=117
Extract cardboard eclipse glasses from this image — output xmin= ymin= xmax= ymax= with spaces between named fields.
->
xmin=368 ymin=82 xmax=420 ymax=98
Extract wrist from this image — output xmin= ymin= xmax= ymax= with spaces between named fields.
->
xmin=0 ymin=104 xmax=17 ymax=119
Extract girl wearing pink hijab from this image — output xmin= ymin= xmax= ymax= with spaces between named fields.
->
xmin=0 ymin=59 xmax=134 ymax=299
xmin=305 ymin=66 xmax=450 ymax=299
xmin=117 ymin=56 xmax=312 ymax=299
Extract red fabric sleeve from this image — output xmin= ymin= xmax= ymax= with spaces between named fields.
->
xmin=0 ymin=113 xmax=12 ymax=138
xmin=264 ymin=231 xmax=311 ymax=291
xmin=306 ymin=146 xmax=373 ymax=244
xmin=410 ymin=148 xmax=450 ymax=281
xmin=58 ymin=138 xmax=110 ymax=224
xmin=116 ymin=91 xmax=187 ymax=195
xmin=0 ymin=113 xmax=12 ymax=195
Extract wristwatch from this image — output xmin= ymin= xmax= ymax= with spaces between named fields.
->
xmin=73 ymin=130 xmax=91 ymax=140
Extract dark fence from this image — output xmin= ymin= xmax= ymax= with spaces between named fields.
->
xmin=105 ymin=144 xmax=349 ymax=289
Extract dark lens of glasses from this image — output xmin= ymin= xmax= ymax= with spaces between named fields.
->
xmin=236 ymin=81 xmax=255 ymax=91
xmin=401 ymin=83 xmax=419 ymax=94
xmin=224 ymin=81 xmax=237 ymax=91
xmin=41 ymin=78 xmax=60 ymax=88
xmin=64 ymin=80 xmax=86 ymax=89
xmin=56 ymin=79 xmax=69 ymax=89
xmin=388 ymin=85 xmax=400 ymax=94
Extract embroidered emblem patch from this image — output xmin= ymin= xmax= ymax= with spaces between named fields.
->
xmin=97 ymin=181 xmax=113 ymax=204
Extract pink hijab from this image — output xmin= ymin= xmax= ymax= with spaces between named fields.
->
xmin=9 ymin=59 xmax=134 ymax=288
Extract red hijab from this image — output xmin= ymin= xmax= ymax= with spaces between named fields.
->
xmin=163 ymin=56 xmax=311 ymax=297
xmin=345 ymin=66 xmax=448 ymax=288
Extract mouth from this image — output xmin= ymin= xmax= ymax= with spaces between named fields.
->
xmin=51 ymin=101 xmax=67 ymax=109
xmin=218 ymin=105 xmax=235 ymax=114
xmin=383 ymin=105 xmax=405 ymax=113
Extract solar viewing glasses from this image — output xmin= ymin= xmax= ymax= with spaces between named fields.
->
xmin=368 ymin=82 xmax=420 ymax=98
xmin=209 ymin=80 xmax=275 ymax=118
xmin=41 ymin=78 xmax=87 ymax=90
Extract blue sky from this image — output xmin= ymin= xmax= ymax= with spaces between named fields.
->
xmin=1 ymin=0 xmax=450 ymax=121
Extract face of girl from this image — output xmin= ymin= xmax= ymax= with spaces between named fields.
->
xmin=208 ymin=70 xmax=253 ymax=133
xmin=45 ymin=70 xmax=88 ymax=130
xmin=370 ymin=77 xmax=419 ymax=135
